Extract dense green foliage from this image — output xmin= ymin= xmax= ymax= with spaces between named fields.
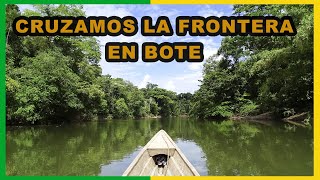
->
xmin=191 ymin=5 xmax=313 ymax=119
xmin=6 ymin=5 xmax=191 ymax=125
xmin=7 ymin=5 xmax=101 ymax=124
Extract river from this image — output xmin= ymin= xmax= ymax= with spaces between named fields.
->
xmin=6 ymin=117 xmax=313 ymax=176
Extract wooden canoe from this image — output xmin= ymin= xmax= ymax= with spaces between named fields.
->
xmin=123 ymin=130 xmax=200 ymax=176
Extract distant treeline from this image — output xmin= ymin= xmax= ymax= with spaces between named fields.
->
xmin=6 ymin=5 xmax=313 ymax=125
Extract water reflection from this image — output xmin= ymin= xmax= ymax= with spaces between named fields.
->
xmin=99 ymin=148 xmax=142 ymax=176
xmin=6 ymin=118 xmax=313 ymax=176
xmin=175 ymin=139 xmax=208 ymax=176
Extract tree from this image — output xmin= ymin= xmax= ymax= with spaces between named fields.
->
xmin=114 ymin=98 xmax=130 ymax=119
xmin=191 ymin=5 xmax=313 ymax=119
xmin=6 ymin=5 xmax=105 ymax=124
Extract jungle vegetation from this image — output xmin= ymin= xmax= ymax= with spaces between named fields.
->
xmin=6 ymin=4 xmax=313 ymax=125
xmin=6 ymin=5 xmax=191 ymax=124
xmin=191 ymin=5 xmax=313 ymax=119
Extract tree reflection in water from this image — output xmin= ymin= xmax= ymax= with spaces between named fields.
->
xmin=6 ymin=117 xmax=313 ymax=176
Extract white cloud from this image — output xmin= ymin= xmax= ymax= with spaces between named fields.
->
xmin=18 ymin=5 xmax=34 ymax=12
xmin=204 ymin=47 xmax=218 ymax=60
xmin=138 ymin=5 xmax=181 ymax=22
xmin=188 ymin=62 xmax=203 ymax=71
xmin=197 ymin=5 xmax=224 ymax=17
xmin=197 ymin=38 xmax=219 ymax=57
xmin=139 ymin=74 xmax=151 ymax=88
xmin=164 ymin=80 xmax=176 ymax=91
xmin=84 ymin=5 xmax=133 ymax=17
xmin=214 ymin=54 xmax=223 ymax=61
xmin=174 ymin=71 xmax=202 ymax=82
xmin=171 ymin=72 xmax=202 ymax=93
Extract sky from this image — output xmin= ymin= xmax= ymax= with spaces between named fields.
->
xmin=18 ymin=5 xmax=233 ymax=93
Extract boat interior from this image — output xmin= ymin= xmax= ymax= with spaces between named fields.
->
xmin=123 ymin=130 xmax=200 ymax=176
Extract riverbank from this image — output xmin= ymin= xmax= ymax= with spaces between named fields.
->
xmin=231 ymin=112 xmax=312 ymax=127
xmin=6 ymin=111 xmax=313 ymax=128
